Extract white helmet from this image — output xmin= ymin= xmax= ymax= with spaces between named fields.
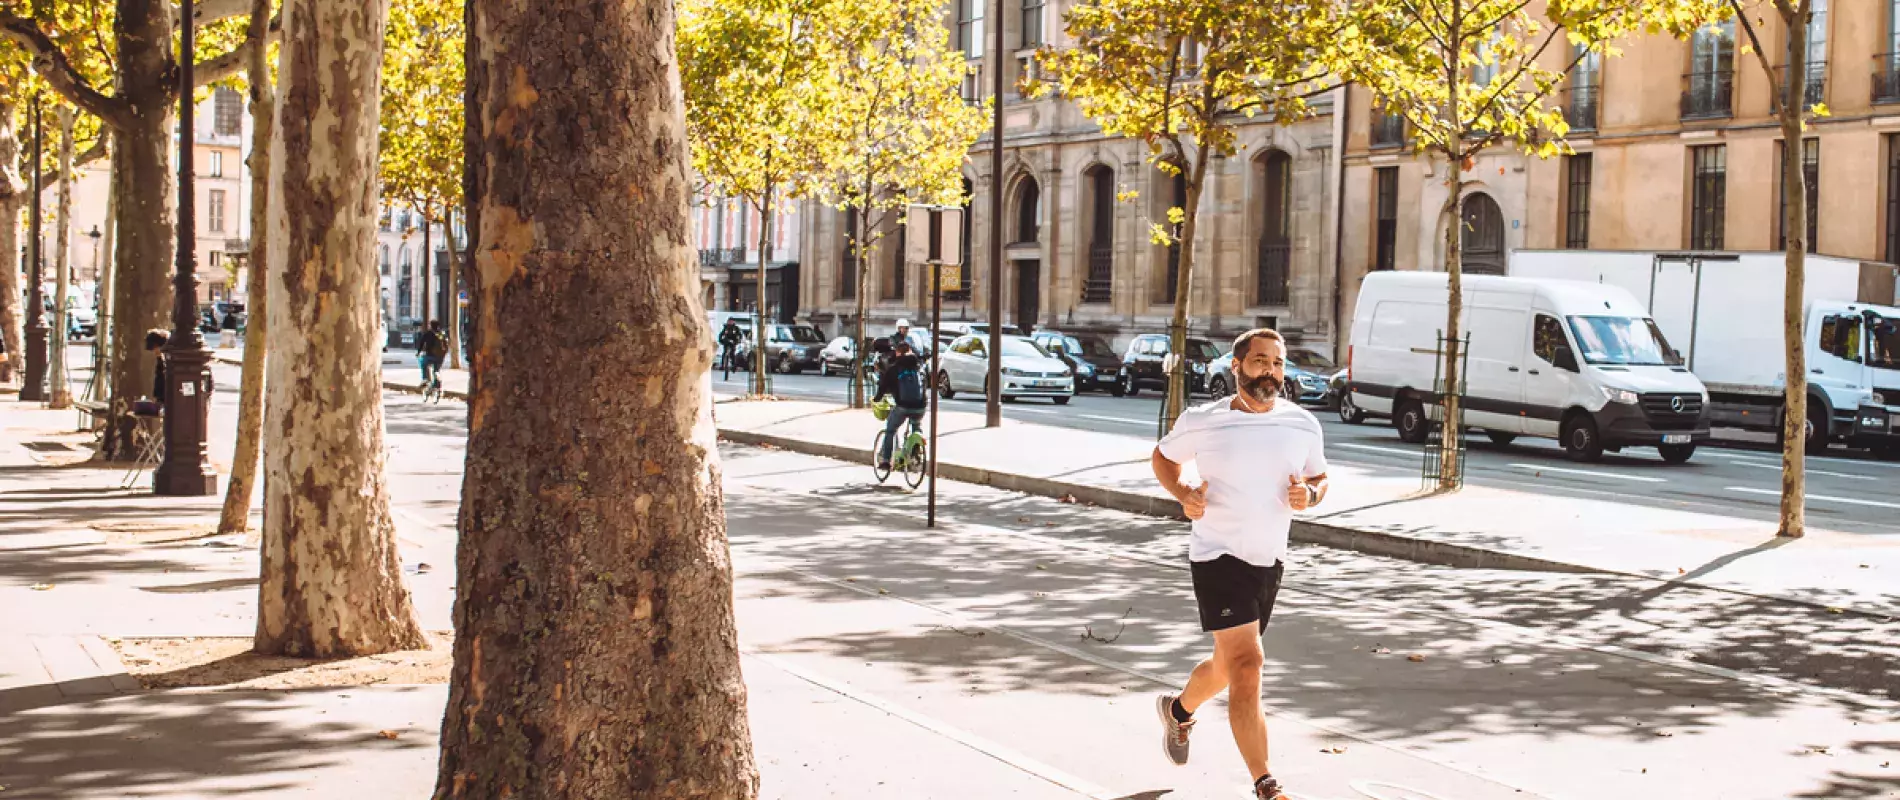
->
xmin=895 ymin=318 xmax=912 ymax=328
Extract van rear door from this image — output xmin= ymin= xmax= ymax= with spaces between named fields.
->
xmin=1465 ymin=304 xmax=1530 ymax=434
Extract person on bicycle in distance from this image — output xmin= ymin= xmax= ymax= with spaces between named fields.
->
xmin=416 ymin=320 xmax=448 ymax=390
xmin=873 ymin=339 xmax=929 ymax=469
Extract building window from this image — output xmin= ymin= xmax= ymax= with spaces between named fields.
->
xmin=209 ymin=150 xmax=224 ymax=178
xmin=1564 ymin=154 xmax=1592 ymax=249
xmin=957 ymin=0 xmax=984 ymax=57
xmin=381 ymin=209 xmax=392 ymax=231
xmin=1021 ymin=0 xmax=1043 ymax=48
xmin=1256 ymin=151 xmax=1292 ymax=306
xmin=1082 ymin=166 xmax=1115 ymax=304
xmin=208 ymin=189 xmax=226 ymax=233
xmin=214 ymin=87 xmax=243 ymax=137
xmin=1684 ymin=22 xmax=1735 ymax=120
xmin=1373 ymin=167 xmax=1398 ymax=271
xmin=839 ymin=211 xmax=858 ymax=300
xmin=1778 ymin=138 xmax=1820 ymax=253
xmin=1564 ymin=44 xmax=1601 ymax=132
xmin=381 ymin=244 xmax=391 ymax=275
xmin=1889 ymin=137 xmax=1900 ymax=263
xmin=1015 ymin=179 xmax=1040 ymax=244
xmin=1690 ymin=144 xmax=1726 ymax=250
xmin=1371 ymin=107 xmax=1405 ymax=148
xmin=886 ymin=222 xmax=907 ymax=301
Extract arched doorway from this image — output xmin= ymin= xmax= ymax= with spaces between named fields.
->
xmin=1461 ymin=193 xmax=1505 ymax=275
xmin=1011 ymin=176 xmax=1042 ymax=332
xmin=1255 ymin=150 xmax=1292 ymax=306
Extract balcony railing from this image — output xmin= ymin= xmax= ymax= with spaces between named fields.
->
xmin=1082 ymin=245 xmax=1114 ymax=304
xmin=1561 ymin=85 xmax=1599 ymax=132
xmin=698 ymin=247 xmax=746 ymax=266
xmin=1255 ymin=242 xmax=1290 ymax=306
xmin=1370 ymin=111 xmax=1405 ymax=148
xmin=1680 ymin=71 xmax=1734 ymax=120
xmin=1774 ymin=61 xmax=1827 ymax=109
xmin=1875 ymin=53 xmax=1900 ymax=104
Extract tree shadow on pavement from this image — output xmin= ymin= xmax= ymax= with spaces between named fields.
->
xmin=0 ymin=686 xmax=439 ymax=799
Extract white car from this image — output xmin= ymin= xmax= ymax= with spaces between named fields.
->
xmin=818 ymin=336 xmax=858 ymax=377
xmin=935 ymin=334 xmax=1074 ymax=404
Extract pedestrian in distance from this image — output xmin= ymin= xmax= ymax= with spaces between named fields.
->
xmin=416 ymin=320 xmax=449 ymax=391
xmin=1148 ymin=327 xmax=1329 ymax=800
xmin=871 ymin=339 xmax=929 ymax=470
xmin=133 ymin=328 xmax=171 ymax=416
xmin=717 ymin=318 xmax=745 ymax=380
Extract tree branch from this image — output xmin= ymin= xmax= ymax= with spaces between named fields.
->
xmin=0 ymin=13 xmax=131 ymax=129
xmin=173 ymin=0 xmax=255 ymax=27
xmin=37 ymin=139 xmax=108 ymax=187
xmin=194 ymin=15 xmax=282 ymax=86
xmin=1727 ymin=0 xmax=1786 ymax=119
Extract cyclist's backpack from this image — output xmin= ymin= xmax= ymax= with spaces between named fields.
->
xmin=422 ymin=331 xmax=448 ymax=358
xmin=895 ymin=367 xmax=925 ymax=407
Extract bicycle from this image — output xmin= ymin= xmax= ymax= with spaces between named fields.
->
xmin=871 ymin=401 xmax=928 ymax=489
xmin=420 ymin=358 xmax=444 ymax=404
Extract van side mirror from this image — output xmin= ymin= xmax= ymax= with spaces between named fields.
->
xmin=1554 ymin=346 xmax=1580 ymax=372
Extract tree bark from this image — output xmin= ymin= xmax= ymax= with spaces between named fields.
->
xmin=91 ymin=141 xmax=119 ymax=404
xmin=1777 ymin=0 xmax=1808 ymax=538
xmin=49 ymin=106 xmax=76 ymax=409
xmin=1163 ymin=147 xmax=1208 ymax=432
xmin=435 ymin=0 xmax=759 ymax=793
xmin=0 ymin=98 xmax=21 ymax=386
xmin=255 ymin=0 xmax=425 ymax=657
xmin=218 ymin=0 xmax=277 ymax=536
xmin=445 ymin=210 xmax=462 ymax=369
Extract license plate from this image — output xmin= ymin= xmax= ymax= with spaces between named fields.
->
xmin=1663 ymin=434 xmax=1692 ymax=444
xmin=1034 ymin=380 xmax=1061 ymax=388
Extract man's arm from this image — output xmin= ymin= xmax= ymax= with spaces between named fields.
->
xmin=1287 ymin=473 xmax=1329 ymax=511
xmin=1151 ymin=447 xmax=1207 ymax=520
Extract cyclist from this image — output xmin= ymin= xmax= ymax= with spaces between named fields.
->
xmin=416 ymin=320 xmax=448 ymax=392
xmin=872 ymin=340 xmax=929 ymax=470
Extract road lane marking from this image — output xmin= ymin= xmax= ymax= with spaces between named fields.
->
xmin=1717 ymin=460 xmax=1877 ymax=482
xmin=745 ymin=650 xmax=1113 ymax=799
xmin=1727 ymin=486 xmax=1900 ymax=509
xmin=1078 ymin=413 xmax=1148 ymax=426
xmin=1333 ymin=442 xmax=1420 ymax=457
xmin=1508 ymin=463 xmax=1668 ymax=483
xmin=1714 ymin=449 xmax=1900 ymax=470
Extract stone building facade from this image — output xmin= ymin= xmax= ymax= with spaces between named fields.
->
xmin=791 ymin=0 xmax=1345 ymax=354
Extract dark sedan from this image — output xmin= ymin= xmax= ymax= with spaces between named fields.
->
xmin=1032 ymin=331 xmax=1127 ymax=395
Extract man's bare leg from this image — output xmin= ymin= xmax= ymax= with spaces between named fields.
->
xmin=1203 ymin=623 xmax=1269 ymax=781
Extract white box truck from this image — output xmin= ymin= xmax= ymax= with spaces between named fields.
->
xmin=1510 ymin=250 xmax=1900 ymax=457
xmin=1346 ymin=272 xmax=1712 ymax=462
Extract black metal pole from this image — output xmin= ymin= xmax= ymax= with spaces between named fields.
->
xmin=21 ymin=95 xmax=49 ymax=402
xmin=154 ymin=0 xmax=218 ymax=496
xmin=984 ymin=0 xmax=1004 ymax=428
xmin=929 ymin=260 xmax=941 ymax=528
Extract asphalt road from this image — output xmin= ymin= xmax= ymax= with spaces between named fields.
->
xmin=715 ymin=370 xmax=1900 ymax=536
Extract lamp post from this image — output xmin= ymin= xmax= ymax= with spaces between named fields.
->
xmin=87 ymin=225 xmax=101 ymax=285
xmin=984 ymin=0 xmax=1005 ymax=428
xmin=154 ymin=0 xmax=218 ymax=496
xmin=21 ymin=94 xmax=49 ymax=402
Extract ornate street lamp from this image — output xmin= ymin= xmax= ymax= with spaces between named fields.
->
xmin=154 ymin=0 xmax=217 ymax=496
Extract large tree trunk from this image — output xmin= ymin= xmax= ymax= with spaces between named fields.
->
xmin=255 ymin=0 xmax=425 ymax=657
xmin=49 ymin=107 xmax=76 ymax=409
xmin=445 ymin=211 xmax=462 ymax=369
xmin=218 ymin=0 xmax=277 ymax=536
xmin=100 ymin=0 xmax=181 ymax=460
xmin=1777 ymin=1 xmax=1808 ymax=538
xmin=435 ymin=0 xmax=759 ymax=793
xmin=1163 ymin=147 xmax=1208 ymax=432
xmin=0 ymin=98 xmax=21 ymax=387
xmin=90 ymin=136 xmax=118 ymax=406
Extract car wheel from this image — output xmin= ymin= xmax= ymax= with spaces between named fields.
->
xmin=1659 ymin=443 xmax=1697 ymax=464
xmin=1562 ymin=413 xmax=1605 ymax=462
xmin=1338 ymin=393 xmax=1366 ymax=425
xmin=1804 ymin=403 xmax=1829 ymax=456
xmin=1124 ymin=378 xmax=1140 ymax=397
xmin=1110 ymin=382 xmax=1126 ymax=398
xmin=1395 ymin=397 xmax=1429 ymax=444
xmin=937 ymin=371 xmax=956 ymax=400
xmin=820 ymin=361 xmax=831 ymax=377
xmin=1054 ymin=396 xmax=1071 ymax=406
xmin=1485 ymin=430 xmax=1517 ymax=447
xmin=1208 ymin=375 xmax=1230 ymax=399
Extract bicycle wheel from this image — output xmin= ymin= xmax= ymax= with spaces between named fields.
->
xmin=871 ymin=431 xmax=893 ymax=483
xmin=902 ymin=438 xmax=927 ymax=488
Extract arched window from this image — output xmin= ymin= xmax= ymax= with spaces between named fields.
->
xmin=1255 ymin=151 xmax=1292 ymax=306
xmin=1014 ymin=177 xmax=1040 ymax=244
xmin=1462 ymin=193 xmax=1506 ymax=275
xmin=1081 ymin=166 xmax=1115 ymax=304
xmin=380 ymin=244 xmax=391 ymax=276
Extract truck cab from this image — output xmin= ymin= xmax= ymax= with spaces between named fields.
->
xmin=1811 ymin=303 xmax=1900 ymax=456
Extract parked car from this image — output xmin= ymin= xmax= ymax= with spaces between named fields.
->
xmin=762 ymin=324 xmax=827 ymax=374
xmin=1119 ymin=333 xmax=1220 ymax=396
xmin=936 ymin=334 xmax=1074 ymax=404
xmin=819 ymin=336 xmax=860 ymax=376
xmin=1031 ymin=331 xmax=1126 ymax=395
xmin=1330 ymin=369 xmax=1371 ymax=423
xmin=939 ymin=321 xmax=1023 ymax=339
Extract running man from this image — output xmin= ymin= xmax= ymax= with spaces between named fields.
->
xmin=1149 ymin=327 xmax=1328 ymax=800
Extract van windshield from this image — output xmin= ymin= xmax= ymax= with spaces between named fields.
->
xmin=1566 ymin=316 xmax=1683 ymax=367
xmin=1870 ymin=317 xmax=1900 ymax=370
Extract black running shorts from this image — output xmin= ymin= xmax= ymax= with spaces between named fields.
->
xmin=1190 ymin=555 xmax=1285 ymax=632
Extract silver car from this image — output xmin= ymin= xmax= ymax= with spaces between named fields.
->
xmin=935 ymin=334 xmax=1075 ymax=404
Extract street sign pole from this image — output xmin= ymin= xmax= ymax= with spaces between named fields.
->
xmin=929 ymin=260 xmax=941 ymax=528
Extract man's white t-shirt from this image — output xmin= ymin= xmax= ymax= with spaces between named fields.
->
xmin=1157 ymin=397 xmax=1329 ymax=568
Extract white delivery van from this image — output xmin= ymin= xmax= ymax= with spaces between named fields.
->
xmin=1511 ymin=250 xmax=1899 ymax=457
xmin=1347 ymin=272 xmax=1712 ymax=463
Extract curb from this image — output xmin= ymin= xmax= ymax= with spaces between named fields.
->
xmin=216 ymin=353 xmax=471 ymax=401
xmin=715 ymin=428 xmax=1598 ymax=576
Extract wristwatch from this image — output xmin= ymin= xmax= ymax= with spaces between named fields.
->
xmin=1302 ymin=483 xmax=1318 ymax=506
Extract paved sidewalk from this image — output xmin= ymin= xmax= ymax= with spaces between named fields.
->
xmin=708 ymin=397 xmax=1900 ymax=618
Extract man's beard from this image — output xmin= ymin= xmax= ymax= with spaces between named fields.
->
xmin=1240 ymin=372 xmax=1282 ymax=405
